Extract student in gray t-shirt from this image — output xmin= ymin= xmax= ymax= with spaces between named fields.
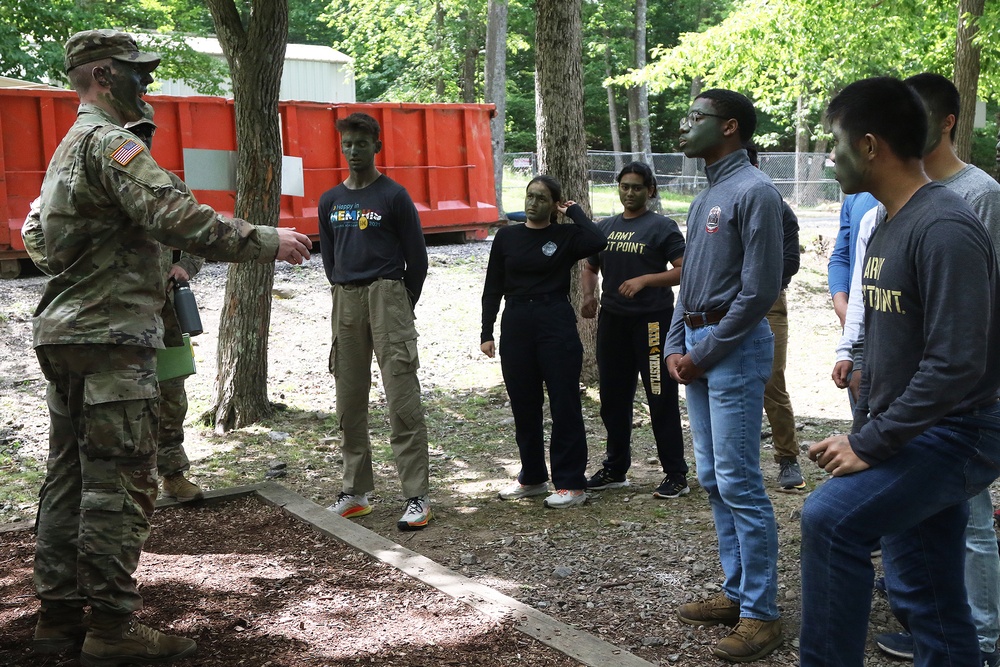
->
xmin=664 ymin=89 xmax=784 ymax=663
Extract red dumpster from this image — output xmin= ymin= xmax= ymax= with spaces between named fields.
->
xmin=0 ymin=88 xmax=500 ymax=276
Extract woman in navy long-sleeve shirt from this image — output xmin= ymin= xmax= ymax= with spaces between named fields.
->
xmin=480 ymin=175 xmax=607 ymax=508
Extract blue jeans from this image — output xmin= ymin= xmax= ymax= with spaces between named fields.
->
xmin=684 ymin=319 xmax=779 ymax=621
xmin=800 ymin=403 xmax=1000 ymax=667
xmin=966 ymin=487 xmax=1000 ymax=654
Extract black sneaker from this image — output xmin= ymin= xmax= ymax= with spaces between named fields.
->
xmin=653 ymin=473 xmax=689 ymax=499
xmin=586 ymin=468 xmax=629 ymax=490
xmin=874 ymin=632 xmax=913 ymax=660
xmin=777 ymin=458 xmax=806 ymax=491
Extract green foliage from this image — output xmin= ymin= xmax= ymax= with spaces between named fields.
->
xmin=636 ymin=0 xmax=1000 ymax=151
xmin=320 ymin=0 xmax=486 ymax=102
xmin=0 ymin=0 xmax=226 ymax=92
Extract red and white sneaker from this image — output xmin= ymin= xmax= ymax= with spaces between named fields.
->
xmin=328 ymin=492 xmax=372 ymax=519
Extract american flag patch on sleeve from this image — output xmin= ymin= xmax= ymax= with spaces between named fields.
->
xmin=110 ymin=139 xmax=145 ymax=166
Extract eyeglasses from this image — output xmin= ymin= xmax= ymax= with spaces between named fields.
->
xmin=680 ymin=110 xmax=730 ymax=129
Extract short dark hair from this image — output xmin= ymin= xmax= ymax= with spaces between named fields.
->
xmin=616 ymin=161 xmax=657 ymax=196
xmin=695 ymin=89 xmax=757 ymax=142
xmin=527 ymin=175 xmax=562 ymax=223
xmin=826 ymin=77 xmax=926 ymax=161
xmin=905 ymin=72 xmax=961 ymax=142
xmin=336 ymin=112 xmax=380 ymax=141
xmin=744 ymin=143 xmax=759 ymax=167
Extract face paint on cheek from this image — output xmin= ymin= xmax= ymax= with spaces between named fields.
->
xmin=105 ymin=66 xmax=144 ymax=123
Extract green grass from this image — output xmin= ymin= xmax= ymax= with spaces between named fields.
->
xmin=501 ymin=169 xmax=695 ymax=220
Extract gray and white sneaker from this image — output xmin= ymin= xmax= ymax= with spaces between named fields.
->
xmin=498 ymin=481 xmax=549 ymax=500
xmin=398 ymin=495 xmax=431 ymax=531
xmin=543 ymin=489 xmax=587 ymax=508
xmin=778 ymin=458 xmax=806 ymax=491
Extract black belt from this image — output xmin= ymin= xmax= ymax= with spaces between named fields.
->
xmin=505 ymin=293 xmax=569 ymax=304
xmin=683 ymin=309 xmax=728 ymax=328
xmin=340 ymin=276 xmax=401 ymax=288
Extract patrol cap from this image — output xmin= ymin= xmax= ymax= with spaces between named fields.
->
xmin=64 ymin=29 xmax=161 ymax=73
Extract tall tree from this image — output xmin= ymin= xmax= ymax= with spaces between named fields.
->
xmin=485 ymin=0 xmax=509 ymax=215
xmin=204 ymin=0 xmax=289 ymax=430
xmin=954 ymin=0 xmax=985 ymax=162
xmin=535 ymin=0 xmax=597 ymax=382
xmin=627 ymin=0 xmax=652 ymax=163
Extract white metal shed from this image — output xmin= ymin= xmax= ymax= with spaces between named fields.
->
xmin=154 ymin=37 xmax=355 ymax=103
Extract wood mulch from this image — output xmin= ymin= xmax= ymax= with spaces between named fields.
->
xmin=0 ymin=496 xmax=583 ymax=666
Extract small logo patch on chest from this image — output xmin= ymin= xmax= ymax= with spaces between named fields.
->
xmin=542 ymin=241 xmax=558 ymax=256
xmin=706 ymin=206 xmax=722 ymax=234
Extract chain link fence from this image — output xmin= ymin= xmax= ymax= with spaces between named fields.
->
xmin=502 ymin=151 xmax=841 ymax=219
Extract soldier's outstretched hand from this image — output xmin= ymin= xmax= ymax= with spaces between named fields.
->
xmin=275 ymin=228 xmax=312 ymax=265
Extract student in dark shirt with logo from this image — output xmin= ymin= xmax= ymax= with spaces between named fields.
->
xmin=481 ymin=176 xmax=607 ymax=509
xmin=318 ymin=112 xmax=432 ymax=532
xmin=800 ymin=76 xmax=1000 ymax=667
xmin=579 ymin=161 xmax=689 ymax=499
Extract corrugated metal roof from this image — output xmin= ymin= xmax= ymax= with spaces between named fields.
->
xmin=0 ymin=76 xmax=62 ymax=90
xmin=182 ymin=36 xmax=352 ymax=64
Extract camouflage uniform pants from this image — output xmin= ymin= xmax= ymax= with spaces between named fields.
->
xmin=34 ymin=344 xmax=159 ymax=616
xmin=156 ymin=376 xmax=190 ymax=477
xmin=329 ymin=279 xmax=429 ymax=499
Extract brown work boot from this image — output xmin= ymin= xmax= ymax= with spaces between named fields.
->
xmin=81 ymin=614 xmax=197 ymax=666
xmin=677 ymin=592 xmax=741 ymax=627
xmin=33 ymin=604 xmax=88 ymax=653
xmin=161 ymin=473 xmax=204 ymax=502
xmin=713 ymin=617 xmax=783 ymax=662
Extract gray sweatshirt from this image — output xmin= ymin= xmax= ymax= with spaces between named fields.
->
xmin=850 ymin=182 xmax=1000 ymax=464
xmin=665 ymin=149 xmax=783 ymax=369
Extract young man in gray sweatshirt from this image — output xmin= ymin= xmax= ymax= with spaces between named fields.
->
xmin=665 ymin=89 xmax=784 ymax=662
xmin=800 ymin=76 xmax=1000 ymax=667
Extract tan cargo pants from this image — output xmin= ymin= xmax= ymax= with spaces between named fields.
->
xmin=329 ymin=279 xmax=428 ymax=499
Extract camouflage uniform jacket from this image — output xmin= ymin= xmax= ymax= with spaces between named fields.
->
xmin=24 ymin=177 xmax=204 ymax=348
xmin=33 ymin=104 xmax=278 ymax=349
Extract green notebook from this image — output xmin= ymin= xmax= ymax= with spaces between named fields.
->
xmin=156 ymin=334 xmax=196 ymax=381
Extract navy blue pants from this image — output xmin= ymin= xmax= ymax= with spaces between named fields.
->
xmin=596 ymin=308 xmax=687 ymax=476
xmin=499 ymin=296 xmax=588 ymax=490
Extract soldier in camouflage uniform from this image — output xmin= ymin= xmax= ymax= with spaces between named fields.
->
xmin=25 ymin=109 xmax=207 ymax=505
xmin=31 ymin=29 xmax=311 ymax=666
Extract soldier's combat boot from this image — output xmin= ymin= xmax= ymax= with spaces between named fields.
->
xmin=161 ymin=473 xmax=204 ymax=502
xmin=33 ymin=603 xmax=88 ymax=653
xmin=80 ymin=613 xmax=197 ymax=666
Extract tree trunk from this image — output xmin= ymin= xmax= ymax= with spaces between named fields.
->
xmin=954 ymin=0 xmax=984 ymax=162
xmin=793 ymin=95 xmax=806 ymax=206
xmin=435 ymin=2 xmax=446 ymax=97
xmin=633 ymin=0 xmax=652 ymax=165
xmin=535 ymin=0 xmax=597 ymax=384
xmin=205 ymin=0 xmax=288 ymax=431
xmin=485 ymin=0 xmax=508 ymax=216
xmin=627 ymin=89 xmax=640 ymax=161
xmin=604 ymin=41 xmax=623 ymax=176
xmin=995 ymin=112 xmax=1000 ymax=180
xmin=461 ymin=11 xmax=478 ymax=103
